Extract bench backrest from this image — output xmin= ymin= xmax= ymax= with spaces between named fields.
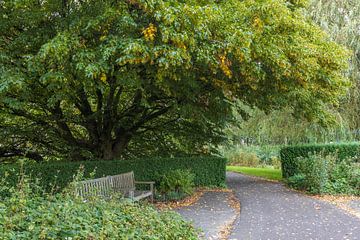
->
xmin=76 ymin=176 xmax=113 ymax=198
xmin=112 ymin=171 xmax=135 ymax=193
xmin=76 ymin=171 xmax=135 ymax=198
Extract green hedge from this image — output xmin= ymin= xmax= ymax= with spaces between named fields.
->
xmin=0 ymin=157 xmax=226 ymax=192
xmin=280 ymin=143 xmax=360 ymax=178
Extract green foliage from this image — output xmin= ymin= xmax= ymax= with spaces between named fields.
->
xmin=287 ymin=174 xmax=307 ymax=190
xmin=223 ymin=102 xmax=354 ymax=150
xmin=270 ymin=156 xmax=281 ymax=169
xmin=296 ymin=153 xmax=333 ymax=194
xmin=0 ymin=0 xmax=350 ymax=161
xmin=220 ymin=144 xmax=280 ymax=167
xmin=309 ymin=0 xmax=360 ymax=130
xmin=0 ymin=157 xmax=226 ymax=195
xmin=222 ymin=0 xmax=360 ymax=149
xmin=226 ymin=151 xmax=260 ymax=167
xmin=0 ymin=174 xmax=198 ymax=239
xmin=280 ymin=143 xmax=360 ymax=178
xmin=157 ymin=169 xmax=195 ymax=201
xmin=286 ymin=153 xmax=359 ymax=195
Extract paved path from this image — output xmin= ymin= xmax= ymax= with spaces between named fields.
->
xmin=227 ymin=172 xmax=360 ymax=240
xmin=348 ymin=200 xmax=360 ymax=214
xmin=176 ymin=191 xmax=238 ymax=239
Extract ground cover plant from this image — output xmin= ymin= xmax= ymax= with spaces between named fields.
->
xmin=0 ymin=172 xmax=199 ymax=239
xmin=227 ymin=166 xmax=282 ymax=181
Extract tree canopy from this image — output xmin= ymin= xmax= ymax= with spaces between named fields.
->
xmin=309 ymin=0 xmax=360 ymax=130
xmin=0 ymin=0 xmax=350 ymax=161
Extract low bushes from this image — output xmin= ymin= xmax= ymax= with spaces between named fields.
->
xmin=286 ymin=153 xmax=360 ymax=195
xmin=0 ymin=157 xmax=226 ymax=194
xmin=0 ymin=175 xmax=198 ymax=239
xmin=223 ymin=145 xmax=281 ymax=168
xmin=226 ymin=151 xmax=260 ymax=167
xmin=280 ymin=143 xmax=360 ymax=178
xmin=157 ymin=169 xmax=195 ymax=201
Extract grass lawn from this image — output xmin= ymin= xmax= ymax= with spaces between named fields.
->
xmin=226 ymin=166 xmax=282 ymax=181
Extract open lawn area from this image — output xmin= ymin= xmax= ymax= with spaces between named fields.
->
xmin=226 ymin=166 xmax=282 ymax=181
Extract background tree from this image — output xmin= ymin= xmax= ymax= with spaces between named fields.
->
xmin=224 ymin=0 xmax=360 ymax=147
xmin=0 ymin=0 xmax=349 ymax=161
xmin=309 ymin=0 xmax=360 ymax=130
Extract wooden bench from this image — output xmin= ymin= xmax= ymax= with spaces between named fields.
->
xmin=76 ymin=171 xmax=154 ymax=202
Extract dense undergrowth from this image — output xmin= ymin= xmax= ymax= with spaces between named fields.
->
xmin=0 ymin=171 xmax=199 ymax=239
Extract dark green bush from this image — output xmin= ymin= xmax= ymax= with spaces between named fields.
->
xmin=287 ymin=174 xmax=306 ymax=190
xmin=157 ymin=169 xmax=195 ymax=201
xmin=280 ymin=143 xmax=360 ymax=178
xmin=0 ymin=157 xmax=226 ymax=194
xmin=0 ymin=174 xmax=199 ymax=239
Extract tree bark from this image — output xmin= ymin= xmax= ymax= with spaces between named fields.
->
xmin=99 ymin=134 xmax=132 ymax=160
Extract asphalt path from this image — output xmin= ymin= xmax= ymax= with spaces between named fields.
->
xmin=227 ymin=172 xmax=360 ymax=240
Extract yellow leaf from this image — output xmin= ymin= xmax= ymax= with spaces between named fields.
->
xmin=100 ymin=73 xmax=107 ymax=82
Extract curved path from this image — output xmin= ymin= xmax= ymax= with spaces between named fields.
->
xmin=176 ymin=191 xmax=238 ymax=239
xmin=227 ymin=172 xmax=360 ymax=240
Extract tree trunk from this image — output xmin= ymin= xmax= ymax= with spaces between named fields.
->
xmin=102 ymin=141 xmax=115 ymax=160
xmin=99 ymin=134 xmax=132 ymax=160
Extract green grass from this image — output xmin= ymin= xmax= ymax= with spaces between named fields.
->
xmin=226 ymin=166 xmax=282 ymax=181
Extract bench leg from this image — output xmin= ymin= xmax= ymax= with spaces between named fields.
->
xmin=129 ymin=190 xmax=134 ymax=200
xmin=150 ymin=183 xmax=154 ymax=203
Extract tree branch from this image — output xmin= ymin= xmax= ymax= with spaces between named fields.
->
xmin=0 ymin=147 xmax=43 ymax=162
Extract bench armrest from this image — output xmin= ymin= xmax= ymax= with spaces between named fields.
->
xmin=134 ymin=181 xmax=155 ymax=202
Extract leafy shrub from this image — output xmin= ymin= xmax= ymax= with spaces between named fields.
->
xmin=286 ymin=153 xmax=360 ymax=195
xmin=157 ymin=170 xmax=195 ymax=201
xmin=270 ymin=156 xmax=281 ymax=169
xmin=324 ymin=160 xmax=359 ymax=195
xmin=287 ymin=174 xmax=306 ymax=190
xmin=280 ymin=143 xmax=360 ymax=178
xmin=297 ymin=153 xmax=334 ymax=194
xmin=0 ymin=157 xmax=226 ymax=196
xmin=222 ymin=145 xmax=280 ymax=167
xmin=0 ymin=174 xmax=199 ymax=239
xmin=255 ymin=145 xmax=281 ymax=165
xmin=226 ymin=150 xmax=260 ymax=167
xmin=349 ymin=164 xmax=360 ymax=192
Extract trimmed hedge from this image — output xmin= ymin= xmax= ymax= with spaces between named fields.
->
xmin=0 ymin=157 xmax=226 ymax=192
xmin=280 ymin=143 xmax=360 ymax=178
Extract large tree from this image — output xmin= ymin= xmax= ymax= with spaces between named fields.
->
xmin=0 ymin=0 xmax=349 ymax=160
xmin=223 ymin=0 xmax=360 ymax=148
xmin=309 ymin=0 xmax=360 ymax=130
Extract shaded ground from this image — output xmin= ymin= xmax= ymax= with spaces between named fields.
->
xmin=227 ymin=172 xmax=360 ymax=240
xmin=176 ymin=191 xmax=238 ymax=239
